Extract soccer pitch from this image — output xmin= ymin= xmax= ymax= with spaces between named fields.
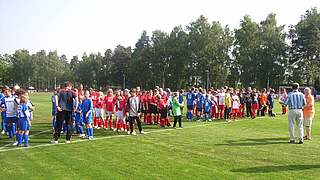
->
xmin=0 ymin=93 xmax=319 ymax=179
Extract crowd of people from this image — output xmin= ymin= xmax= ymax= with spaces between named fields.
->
xmin=0 ymin=81 xmax=316 ymax=146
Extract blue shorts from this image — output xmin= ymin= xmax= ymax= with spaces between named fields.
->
xmin=187 ymin=105 xmax=194 ymax=110
xmin=75 ymin=114 xmax=83 ymax=125
xmin=18 ymin=118 xmax=30 ymax=131
xmin=82 ymin=112 xmax=92 ymax=124
xmin=5 ymin=117 xmax=17 ymax=124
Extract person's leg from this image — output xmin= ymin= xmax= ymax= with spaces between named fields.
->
xmin=173 ymin=116 xmax=178 ymax=128
xmin=178 ymin=116 xmax=182 ymax=127
xmin=65 ymin=111 xmax=73 ymax=141
xmin=129 ymin=117 xmax=134 ymax=134
xmin=288 ymin=110 xmax=295 ymax=142
xmin=135 ymin=116 xmax=143 ymax=133
xmin=297 ymin=110 xmax=304 ymax=142
xmin=53 ymin=112 xmax=63 ymax=141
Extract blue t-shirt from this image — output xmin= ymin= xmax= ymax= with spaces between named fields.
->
xmin=186 ymin=92 xmax=195 ymax=106
xmin=18 ymin=103 xmax=29 ymax=119
xmin=196 ymin=93 xmax=204 ymax=108
xmin=0 ymin=93 xmax=5 ymax=118
xmin=82 ymin=98 xmax=93 ymax=113
xmin=178 ymin=94 xmax=184 ymax=104
xmin=204 ymin=97 xmax=213 ymax=112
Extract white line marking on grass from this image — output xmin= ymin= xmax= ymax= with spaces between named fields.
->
xmin=0 ymin=129 xmax=52 ymax=150
xmin=0 ymin=118 xmax=255 ymax=152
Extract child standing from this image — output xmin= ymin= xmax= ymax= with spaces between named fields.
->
xmin=76 ymin=96 xmax=85 ymax=138
xmin=278 ymin=88 xmax=287 ymax=114
xmin=186 ymin=88 xmax=196 ymax=121
xmin=82 ymin=91 xmax=94 ymax=140
xmin=172 ymin=92 xmax=183 ymax=128
xmin=196 ymin=88 xmax=204 ymax=122
xmin=17 ymin=95 xmax=31 ymax=147
xmin=114 ymin=90 xmax=126 ymax=132
xmin=104 ymin=89 xmax=115 ymax=130
xmin=231 ymin=91 xmax=240 ymax=121
xmin=267 ymin=89 xmax=275 ymax=117
xmin=203 ymin=94 xmax=213 ymax=122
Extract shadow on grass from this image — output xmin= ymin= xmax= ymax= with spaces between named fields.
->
xmin=215 ymin=137 xmax=289 ymax=146
xmin=232 ymin=164 xmax=320 ymax=173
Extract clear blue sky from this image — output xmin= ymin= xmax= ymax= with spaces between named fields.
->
xmin=0 ymin=0 xmax=319 ymax=59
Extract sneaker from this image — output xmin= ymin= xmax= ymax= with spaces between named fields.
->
xmin=17 ymin=143 xmax=23 ymax=147
xmin=139 ymin=131 xmax=145 ymax=134
xmin=120 ymin=128 xmax=124 ymax=132
xmin=208 ymin=119 xmax=212 ymax=122
xmin=12 ymin=141 xmax=18 ymax=146
xmin=88 ymin=136 xmax=93 ymax=140
xmin=127 ymin=131 xmax=131 ymax=135
xmin=97 ymin=127 xmax=101 ymax=130
xmin=298 ymin=141 xmax=303 ymax=144
xmin=65 ymin=140 xmax=71 ymax=144
xmin=131 ymin=131 xmax=137 ymax=135
xmin=1 ymin=130 xmax=5 ymax=135
xmin=288 ymin=140 xmax=295 ymax=144
xmin=24 ymin=144 xmax=29 ymax=147
xmin=113 ymin=128 xmax=117 ymax=132
xmin=51 ymin=140 xmax=58 ymax=144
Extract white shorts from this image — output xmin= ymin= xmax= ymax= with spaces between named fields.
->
xmin=116 ymin=111 xmax=124 ymax=120
xmin=95 ymin=108 xmax=103 ymax=118
xmin=106 ymin=111 xmax=113 ymax=117
xmin=304 ymin=118 xmax=313 ymax=127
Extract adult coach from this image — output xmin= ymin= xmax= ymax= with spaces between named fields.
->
xmin=126 ymin=88 xmax=144 ymax=135
xmin=283 ymin=83 xmax=306 ymax=144
xmin=51 ymin=81 xmax=77 ymax=144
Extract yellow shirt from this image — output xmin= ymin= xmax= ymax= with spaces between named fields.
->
xmin=303 ymin=95 xmax=315 ymax=119
xmin=225 ymin=94 xmax=232 ymax=108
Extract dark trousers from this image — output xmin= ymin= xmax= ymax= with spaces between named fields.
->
xmin=129 ymin=116 xmax=142 ymax=133
xmin=173 ymin=116 xmax=182 ymax=128
xmin=261 ymin=106 xmax=266 ymax=116
xmin=54 ymin=110 xmax=73 ymax=141
xmin=246 ymin=103 xmax=252 ymax=117
xmin=224 ymin=107 xmax=231 ymax=120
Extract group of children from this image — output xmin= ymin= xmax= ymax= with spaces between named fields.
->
xmin=185 ymin=86 xmax=282 ymax=122
xmin=0 ymin=85 xmax=34 ymax=147
xmin=51 ymin=85 xmax=185 ymax=141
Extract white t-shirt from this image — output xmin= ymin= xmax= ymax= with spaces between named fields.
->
xmin=217 ymin=92 xmax=225 ymax=105
xmin=232 ymin=95 xmax=240 ymax=109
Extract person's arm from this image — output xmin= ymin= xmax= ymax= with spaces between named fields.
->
xmin=283 ymin=94 xmax=290 ymax=107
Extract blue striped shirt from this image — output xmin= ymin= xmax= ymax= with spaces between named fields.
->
xmin=284 ymin=90 xmax=306 ymax=109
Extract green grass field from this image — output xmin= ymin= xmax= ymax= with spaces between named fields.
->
xmin=0 ymin=93 xmax=319 ymax=179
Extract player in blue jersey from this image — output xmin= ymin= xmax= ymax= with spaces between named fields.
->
xmin=0 ymin=86 xmax=19 ymax=145
xmin=196 ymin=88 xmax=204 ymax=121
xmin=51 ymin=89 xmax=58 ymax=132
xmin=82 ymin=90 xmax=94 ymax=140
xmin=203 ymin=94 xmax=213 ymax=122
xmin=17 ymin=95 xmax=31 ymax=147
xmin=0 ymin=89 xmax=6 ymax=135
xmin=186 ymin=88 xmax=196 ymax=121
xmin=178 ymin=89 xmax=184 ymax=113
xmin=76 ymin=95 xmax=85 ymax=138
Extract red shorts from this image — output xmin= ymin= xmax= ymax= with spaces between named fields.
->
xmin=218 ymin=105 xmax=225 ymax=111
xmin=232 ymin=108 xmax=239 ymax=114
xmin=251 ymin=103 xmax=258 ymax=110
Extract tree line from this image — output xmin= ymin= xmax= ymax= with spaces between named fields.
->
xmin=0 ymin=8 xmax=319 ymax=91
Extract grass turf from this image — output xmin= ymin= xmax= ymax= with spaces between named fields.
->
xmin=0 ymin=92 xmax=319 ymax=179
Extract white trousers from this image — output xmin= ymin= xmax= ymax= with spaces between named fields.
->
xmin=288 ymin=109 xmax=304 ymax=141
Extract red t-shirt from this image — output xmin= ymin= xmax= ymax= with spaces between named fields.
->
xmin=96 ymin=97 xmax=104 ymax=109
xmin=115 ymin=97 xmax=126 ymax=111
xmin=104 ymin=95 xmax=115 ymax=112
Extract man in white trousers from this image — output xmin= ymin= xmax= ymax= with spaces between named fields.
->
xmin=283 ymin=83 xmax=306 ymax=144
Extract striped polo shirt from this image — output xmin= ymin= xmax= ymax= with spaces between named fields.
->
xmin=284 ymin=90 xmax=306 ymax=109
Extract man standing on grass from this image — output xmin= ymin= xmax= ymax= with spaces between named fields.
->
xmin=51 ymin=81 xmax=77 ymax=144
xmin=283 ymin=83 xmax=306 ymax=144
xmin=126 ymin=88 xmax=144 ymax=135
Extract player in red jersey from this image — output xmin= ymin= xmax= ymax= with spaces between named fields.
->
xmin=146 ymin=90 xmax=154 ymax=124
xmin=95 ymin=92 xmax=104 ymax=129
xmin=151 ymin=89 xmax=160 ymax=124
xmin=114 ymin=90 xmax=126 ymax=132
xmin=157 ymin=94 xmax=167 ymax=127
xmin=104 ymin=89 xmax=115 ymax=130
xmin=139 ymin=90 xmax=148 ymax=124
xmin=77 ymin=84 xmax=84 ymax=98
xmin=123 ymin=89 xmax=130 ymax=132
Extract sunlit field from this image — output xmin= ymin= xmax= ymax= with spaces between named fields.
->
xmin=0 ymin=92 xmax=319 ymax=179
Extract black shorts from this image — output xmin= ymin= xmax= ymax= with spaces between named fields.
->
xmin=160 ymin=108 xmax=167 ymax=119
xmin=187 ymin=105 xmax=194 ymax=110
xmin=149 ymin=104 xmax=158 ymax=114
xmin=196 ymin=107 xmax=203 ymax=112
